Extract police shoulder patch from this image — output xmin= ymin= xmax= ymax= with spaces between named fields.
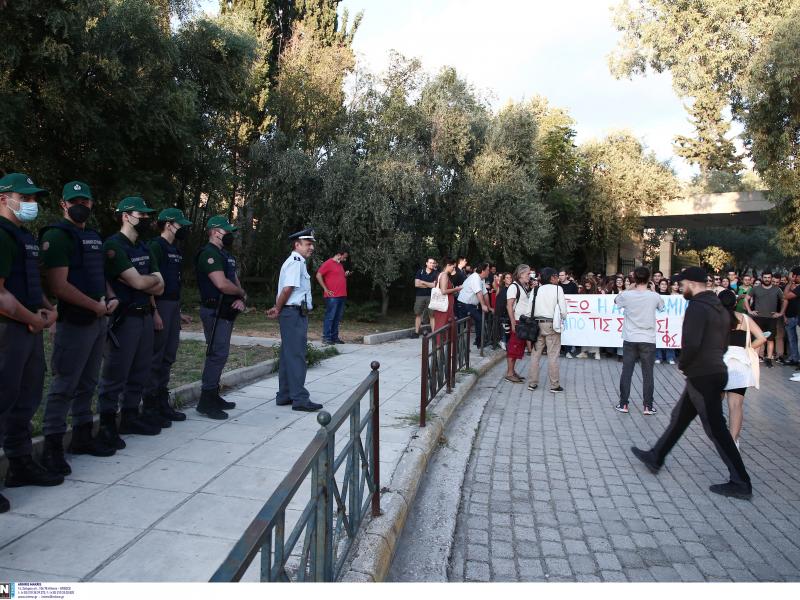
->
xmin=107 ymin=249 xmax=116 ymax=259
xmin=294 ymin=256 xmax=301 ymax=261
xmin=208 ymin=257 xmax=214 ymax=264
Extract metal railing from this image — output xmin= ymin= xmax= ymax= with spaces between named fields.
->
xmin=480 ymin=310 xmax=502 ymax=357
xmin=210 ymin=362 xmax=381 ymax=582
xmin=420 ymin=317 xmax=470 ymax=427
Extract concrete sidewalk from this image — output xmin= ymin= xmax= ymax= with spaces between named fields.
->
xmin=0 ymin=338 xmax=494 ymax=582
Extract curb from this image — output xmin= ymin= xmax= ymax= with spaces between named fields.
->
xmin=339 ymin=348 xmax=505 ymax=582
xmin=362 ymin=325 xmax=431 ymax=346
xmin=0 ymin=358 xmax=278 ymax=479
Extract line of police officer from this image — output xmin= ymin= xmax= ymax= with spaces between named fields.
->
xmin=0 ymin=173 xmax=251 ymax=514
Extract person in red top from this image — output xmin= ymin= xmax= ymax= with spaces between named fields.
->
xmin=316 ymin=248 xmax=350 ymax=344
xmin=431 ymin=258 xmax=462 ymax=338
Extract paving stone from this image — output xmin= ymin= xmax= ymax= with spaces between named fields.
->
xmin=672 ymin=562 xmax=705 ymax=582
xmin=568 ymin=554 xmax=597 ymax=574
xmin=600 ymin=570 xmax=628 ymax=582
xmin=540 ymin=541 xmax=566 ymax=557
xmin=649 ymin=565 xmax=680 ymax=581
xmin=595 ymin=552 xmax=622 ymax=571
xmin=465 ymin=561 xmax=490 ymax=582
xmin=518 ymin=558 xmax=545 ymax=580
xmin=544 ymin=558 xmax=572 ymax=577
xmin=563 ymin=539 xmax=590 ymax=555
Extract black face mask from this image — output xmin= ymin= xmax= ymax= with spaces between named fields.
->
xmin=222 ymin=232 xmax=234 ymax=248
xmin=131 ymin=216 xmax=151 ymax=236
xmin=67 ymin=203 xmax=91 ymax=224
xmin=174 ymin=226 xmax=189 ymax=242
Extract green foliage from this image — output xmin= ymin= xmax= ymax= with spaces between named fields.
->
xmin=699 ymin=246 xmax=734 ymax=272
xmin=270 ymin=342 xmax=339 ymax=372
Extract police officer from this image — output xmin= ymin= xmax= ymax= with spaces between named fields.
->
xmin=195 ymin=215 xmax=246 ymax=420
xmin=144 ymin=208 xmax=192 ymax=424
xmin=39 ymin=181 xmax=118 ymax=476
xmin=96 ymin=197 xmax=165 ymax=449
xmin=0 ymin=173 xmax=62 ymax=514
xmin=266 ymin=228 xmax=322 ymax=412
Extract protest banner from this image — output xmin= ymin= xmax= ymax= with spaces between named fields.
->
xmin=560 ymin=294 xmax=688 ymax=348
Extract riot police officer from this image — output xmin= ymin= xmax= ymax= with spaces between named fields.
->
xmin=144 ymin=208 xmax=192 ymax=424
xmin=0 ymin=173 xmax=61 ymax=514
xmin=96 ymin=197 xmax=165 ymax=449
xmin=266 ymin=228 xmax=322 ymax=412
xmin=195 ymin=216 xmax=246 ymax=419
xmin=39 ymin=181 xmax=118 ymax=476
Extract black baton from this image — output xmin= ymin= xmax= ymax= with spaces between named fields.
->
xmin=205 ymin=295 xmax=225 ymax=357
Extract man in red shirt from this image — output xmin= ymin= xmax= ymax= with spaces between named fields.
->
xmin=316 ymin=248 xmax=350 ymax=344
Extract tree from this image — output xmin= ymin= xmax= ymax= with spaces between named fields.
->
xmin=609 ymin=0 xmax=797 ymax=177
xmin=700 ymin=246 xmax=734 ymax=272
xmin=579 ymin=132 xmax=680 ymax=263
xmin=740 ymin=5 xmax=800 ymax=256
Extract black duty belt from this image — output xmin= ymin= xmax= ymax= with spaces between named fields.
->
xmin=126 ymin=305 xmax=153 ymax=316
xmin=535 ymin=318 xmax=553 ymax=322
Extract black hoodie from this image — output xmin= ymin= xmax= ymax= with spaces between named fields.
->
xmin=679 ymin=290 xmax=731 ymax=378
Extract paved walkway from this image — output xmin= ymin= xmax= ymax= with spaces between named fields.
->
xmin=0 ymin=338 xmax=494 ymax=582
xmin=448 ymin=355 xmax=800 ymax=582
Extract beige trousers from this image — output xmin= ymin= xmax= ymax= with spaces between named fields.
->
xmin=527 ymin=321 xmax=561 ymax=388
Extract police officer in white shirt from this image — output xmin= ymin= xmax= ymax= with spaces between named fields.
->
xmin=456 ymin=262 xmax=491 ymax=347
xmin=527 ymin=267 xmax=568 ymax=393
xmin=267 ymin=228 xmax=322 ymax=412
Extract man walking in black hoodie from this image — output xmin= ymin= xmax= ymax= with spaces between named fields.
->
xmin=631 ymin=267 xmax=752 ymax=500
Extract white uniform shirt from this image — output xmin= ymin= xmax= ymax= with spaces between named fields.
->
xmin=277 ymin=251 xmax=313 ymax=309
xmin=532 ymin=283 xmax=567 ymax=319
xmin=457 ymin=272 xmax=484 ymax=305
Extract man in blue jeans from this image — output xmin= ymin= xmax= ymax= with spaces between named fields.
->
xmin=784 ymin=267 xmax=800 ymax=366
xmin=614 ymin=266 xmax=664 ymax=415
xmin=316 ymin=248 xmax=350 ymax=344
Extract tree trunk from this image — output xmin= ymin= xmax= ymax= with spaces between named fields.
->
xmin=380 ymin=285 xmax=389 ymax=317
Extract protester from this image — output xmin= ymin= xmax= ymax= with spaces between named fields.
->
xmin=413 ymin=258 xmax=438 ymax=337
xmin=505 ymin=265 xmax=533 ymax=382
xmin=316 ymin=247 xmax=350 ymax=345
xmin=655 ymin=278 xmax=676 ymax=365
xmin=614 ymin=267 xmax=664 ymax=415
xmin=719 ymin=289 xmax=766 ymax=450
xmin=456 ymin=262 xmax=491 ymax=347
xmin=527 ymin=267 xmax=567 ymax=393
xmin=576 ymin=277 xmax=601 ymax=360
xmin=728 ymin=270 xmax=740 ymax=292
xmin=430 ymin=257 xmax=460 ymax=334
xmin=745 ymin=270 xmax=786 ymax=367
xmin=494 ymin=272 xmax=513 ymax=349
xmin=735 ymin=274 xmax=753 ymax=312
xmin=783 ymin=267 xmax=800 ymax=367
xmin=632 ymin=266 xmax=752 ymax=500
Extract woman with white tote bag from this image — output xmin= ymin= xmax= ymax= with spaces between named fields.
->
xmin=719 ymin=290 xmax=768 ymax=450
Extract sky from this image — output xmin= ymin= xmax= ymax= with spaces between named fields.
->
xmin=198 ymin=0 xmax=698 ymax=179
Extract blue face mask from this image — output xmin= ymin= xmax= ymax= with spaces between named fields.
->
xmin=12 ymin=198 xmax=39 ymax=222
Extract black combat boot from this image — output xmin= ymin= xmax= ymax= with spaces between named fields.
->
xmin=5 ymin=455 xmax=64 ymax=487
xmin=215 ymin=388 xmax=236 ymax=410
xmin=158 ymin=389 xmax=186 ymax=422
xmin=119 ymin=407 xmax=161 ymax=435
xmin=197 ymin=389 xmax=228 ymax=420
xmin=69 ymin=422 xmax=116 ymax=457
xmin=97 ymin=411 xmax=126 ymax=450
xmin=41 ymin=434 xmax=71 ymax=476
xmin=142 ymin=393 xmax=171 ymax=429
xmin=0 ymin=492 xmax=9 ymax=513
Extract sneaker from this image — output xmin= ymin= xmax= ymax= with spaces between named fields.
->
xmin=655 ymin=359 xmax=662 ymax=364
xmin=630 ymin=446 xmax=661 ymax=474
xmin=668 ymin=359 xmax=676 ymax=365
xmin=321 ymin=339 xmax=334 ymax=346
xmin=566 ymin=352 xmax=574 ymax=359
xmin=709 ymin=481 xmax=752 ymax=500
xmin=643 ymin=405 xmax=658 ymax=415
xmin=527 ymin=383 xmax=538 ymax=391
xmin=504 ymin=375 xmax=523 ymax=384
xmin=594 ymin=353 xmax=601 ymax=360
xmin=765 ymin=358 xmax=773 ymax=368
xmin=614 ymin=403 xmax=629 ymax=413
xmin=550 ymin=386 xmax=564 ymax=393
xmin=759 ymin=356 xmax=764 ymax=363
xmin=576 ymin=352 xmax=589 ymax=359
xmin=776 ymin=356 xmax=787 ymax=365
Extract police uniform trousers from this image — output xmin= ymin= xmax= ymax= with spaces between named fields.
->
xmin=148 ymin=299 xmax=181 ymax=396
xmin=200 ymin=306 xmax=234 ymax=391
xmin=651 ymin=372 xmax=751 ymax=487
xmin=43 ymin=316 xmax=106 ymax=436
xmin=0 ymin=320 xmax=45 ymax=457
xmin=277 ymin=307 xmax=310 ymax=405
xmin=97 ymin=313 xmax=154 ymax=413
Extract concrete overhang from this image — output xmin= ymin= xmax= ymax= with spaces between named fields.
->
xmin=641 ymin=191 xmax=773 ymax=228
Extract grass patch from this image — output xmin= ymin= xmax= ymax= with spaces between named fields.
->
xmin=395 ymin=410 xmax=436 ymax=426
xmin=31 ymin=333 xmax=275 ymax=437
xmin=270 ymin=343 xmax=339 ymax=373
